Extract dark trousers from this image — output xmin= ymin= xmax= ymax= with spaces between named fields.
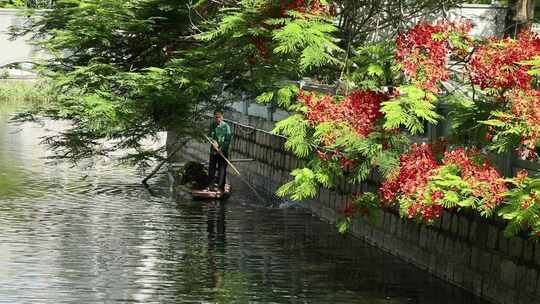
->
xmin=208 ymin=152 xmax=227 ymax=190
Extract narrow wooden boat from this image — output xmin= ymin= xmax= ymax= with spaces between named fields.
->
xmin=173 ymin=183 xmax=232 ymax=201
xmin=169 ymin=161 xmax=240 ymax=201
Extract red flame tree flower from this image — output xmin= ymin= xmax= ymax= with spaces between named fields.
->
xmin=468 ymin=30 xmax=540 ymax=92
xmin=380 ymin=144 xmax=507 ymax=222
xmin=380 ymin=143 xmax=443 ymax=222
xmin=280 ymin=0 xmax=335 ymax=16
xmin=396 ymin=20 xmax=472 ymax=94
xmin=298 ymin=89 xmax=391 ymax=171
xmin=299 ymin=90 xmax=387 ymax=138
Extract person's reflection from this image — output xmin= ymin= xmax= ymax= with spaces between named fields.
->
xmin=206 ymin=200 xmax=226 ymax=288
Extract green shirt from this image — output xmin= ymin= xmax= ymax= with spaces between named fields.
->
xmin=209 ymin=121 xmax=232 ymax=154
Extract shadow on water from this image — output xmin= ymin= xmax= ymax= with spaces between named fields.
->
xmin=0 ymin=101 xmax=492 ymax=304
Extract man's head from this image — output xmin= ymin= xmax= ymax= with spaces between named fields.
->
xmin=214 ymin=110 xmax=223 ymax=125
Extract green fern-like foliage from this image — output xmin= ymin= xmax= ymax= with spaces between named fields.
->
xmin=272 ymin=114 xmax=313 ymax=158
xmin=272 ymin=14 xmax=342 ymax=71
xmin=9 ymin=0 xmax=230 ymax=163
xmin=276 ymin=168 xmax=318 ymax=201
xmin=428 ymin=164 xmax=489 ymax=214
xmin=381 ymin=85 xmax=440 ymax=134
xmin=480 ymin=112 xmax=524 ymax=153
xmin=521 ymin=55 xmax=540 ymax=76
xmin=200 ymin=0 xmax=343 ymax=96
xmin=499 ymin=176 xmax=540 ymax=239
xmin=445 ymin=94 xmax=499 ymax=147
xmin=256 ymin=84 xmax=301 ymax=111
xmin=346 ymin=42 xmax=398 ymax=91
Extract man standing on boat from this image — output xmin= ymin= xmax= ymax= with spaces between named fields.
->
xmin=208 ymin=110 xmax=232 ymax=192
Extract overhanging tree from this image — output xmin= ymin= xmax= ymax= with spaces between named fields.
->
xmin=12 ymin=0 xmax=234 ymax=164
xmin=12 ymin=0 xmax=469 ymax=163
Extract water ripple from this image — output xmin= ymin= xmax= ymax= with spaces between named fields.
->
xmin=0 ymin=110 xmax=492 ymax=304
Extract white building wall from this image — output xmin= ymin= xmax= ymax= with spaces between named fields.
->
xmin=449 ymin=4 xmax=508 ymax=38
xmin=532 ymin=23 xmax=540 ymax=34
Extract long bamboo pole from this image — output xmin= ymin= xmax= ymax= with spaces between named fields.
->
xmin=204 ymin=135 xmax=266 ymax=203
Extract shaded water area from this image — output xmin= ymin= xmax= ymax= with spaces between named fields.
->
xmin=0 ymin=101 xmax=492 ymax=304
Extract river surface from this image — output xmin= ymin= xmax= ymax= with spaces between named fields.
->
xmin=0 ymin=101 xmax=491 ymax=304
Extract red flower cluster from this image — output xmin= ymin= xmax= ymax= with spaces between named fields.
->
xmin=250 ymin=36 xmax=270 ymax=59
xmin=516 ymin=145 xmax=539 ymax=160
xmin=380 ymin=145 xmax=507 ymax=222
xmin=407 ymin=202 xmax=444 ymax=221
xmin=300 ymin=92 xmax=340 ymax=125
xmin=396 ymin=20 xmax=472 ymax=93
xmin=281 ymin=0 xmax=335 ymax=15
xmin=301 ymin=90 xmax=386 ymax=171
xmin=248 ymin=36 xmax=271 ymax=65
xmin=468 ymin=30 xmax=540 ymax=91
xmin=340 ymin=91 xmax=386 ymax=137
xmin=299 ymin=90 xmax=387 ymax=138
xmin=443 ymin=148 xmax=507 ymax=210
xmin=380 ymin=143 xmax=444 ymax=222
xmin=507 ymin=89 xmax=540 ymax=153
xmin=515 ymin=169 xmax=529 ymax=183
xmin=340 ymin=200 xmax=357 ymax=217
xmin=469 ymin=31 xmax=540 ymax=154
xmin=380 ymin=143 xmax=439 ymax=203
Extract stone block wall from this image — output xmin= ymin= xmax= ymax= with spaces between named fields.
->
xmin=171 ymin=113 xmax=540 ymax=304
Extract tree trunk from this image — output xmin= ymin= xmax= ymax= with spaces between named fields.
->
xmin=505 ymin=0 xmax=536 ymax=36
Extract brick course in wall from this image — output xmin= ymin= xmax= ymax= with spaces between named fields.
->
xmin=170 ymin=113 xmax=540 ymax=304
